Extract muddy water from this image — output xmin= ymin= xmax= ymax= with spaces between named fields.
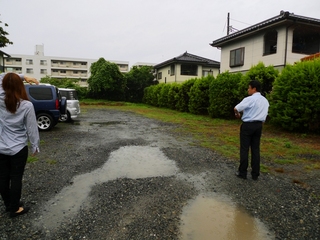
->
xmin=180 ymin=194 xmax=273 ymax=240
xmin=36 ymin=146 xmax=179 ymax=230
xmin=36 ymin=145 xmax=273 ymax=239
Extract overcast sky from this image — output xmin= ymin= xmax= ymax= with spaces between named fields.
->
xmin=1 ymin=0 xmax=320 ymax=66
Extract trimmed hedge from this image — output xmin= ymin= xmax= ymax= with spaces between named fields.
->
xmin=269 ymin=60 xmax=320 ymax=132
xmin=208 ymin=72 xmax=243 ymax=119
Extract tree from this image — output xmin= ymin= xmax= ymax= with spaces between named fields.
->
xmin=124 ymin=65 xmax=155 ymax=103
xmin=87 ymin=58 xmax=125 ymax=101
xmin=0 ymin=17 xmax=13 ymax=48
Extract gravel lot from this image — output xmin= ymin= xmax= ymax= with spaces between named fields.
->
xmin=0 ymin=108 xmax=319 ymax=239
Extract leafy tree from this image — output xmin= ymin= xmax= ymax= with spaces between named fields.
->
xmin=40 ymin=76 xmax=88 ymax=99
xmin=269 ymin=60 xmax=320 ymax=132
xmin=87 ymin=58 xmax=125 ymax=101
xmin=0 ymin=18 xmax=13 ymax=48
xmin=124 ymin=66 xmax=155 ymax=103
xmin=208 ymin=72 xmax=243 ymax=119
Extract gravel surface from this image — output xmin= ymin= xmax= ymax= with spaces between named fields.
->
xmin=0 ymin=108 xmax=319 ymax=240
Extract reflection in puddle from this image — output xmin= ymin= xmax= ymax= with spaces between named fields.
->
xmin=36 ymin=146 xmax=178 ymax=230
xmin=180 ymin=194 xmax=273 ymax=240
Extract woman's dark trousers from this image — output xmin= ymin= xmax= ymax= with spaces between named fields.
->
xmin=0 ymin=146 xmax=28 ymax=212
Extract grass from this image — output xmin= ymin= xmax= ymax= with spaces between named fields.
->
xmin=80 ymin=100 xmax=320 ymax=173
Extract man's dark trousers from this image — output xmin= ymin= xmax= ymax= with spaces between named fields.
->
xmin=239 ymin=121 xmax=262 ymax=178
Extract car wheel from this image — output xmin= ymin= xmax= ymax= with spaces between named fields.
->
xmin=37 ymin=113 xmax=53 ymax=131
xmin=59 ymin=111 xmax=71 ymax=122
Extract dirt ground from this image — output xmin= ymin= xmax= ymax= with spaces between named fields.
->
xmin=0 ymin=108 xmax=319 ymax=240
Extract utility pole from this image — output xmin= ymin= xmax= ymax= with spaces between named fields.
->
xmin=227 ymin=12 xmax=230 ymax=35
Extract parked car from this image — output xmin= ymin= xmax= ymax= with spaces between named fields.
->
xmin=24 ymin=84 xmax=67 ymax=131
xmin=58 ymin=88 xmax=81 ymax=122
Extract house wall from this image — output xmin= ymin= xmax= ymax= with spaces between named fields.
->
xmin=157 ymin=64 xmax=219 ymax=84
xmin=219 ymin=26 xmax=309 ymax=73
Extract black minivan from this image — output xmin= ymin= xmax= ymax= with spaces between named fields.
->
xmin=25 ymin=84 xmax=67 ymax=131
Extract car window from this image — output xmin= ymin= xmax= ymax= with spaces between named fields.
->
xmin=29 ymin=87 xmax=53 ymax=100
xmin=60 ymin=90 xmax=78 ymax=100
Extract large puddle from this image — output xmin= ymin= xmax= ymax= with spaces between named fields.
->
xmin=180 ymin=194 xmax=274 ymax=240
xmin=36 ymin=145 xmax=273 ymax=239
xmin=36 ymin=146 xmax=178 ymax=230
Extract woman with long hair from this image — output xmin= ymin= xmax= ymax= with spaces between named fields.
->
xmin=0 ymin=72 xmax=40 ymax=218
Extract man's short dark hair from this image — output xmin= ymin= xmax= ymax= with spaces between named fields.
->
xmin=249 ymin=80 xmax=261 ymax=92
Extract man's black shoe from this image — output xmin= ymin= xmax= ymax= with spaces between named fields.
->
xmin=252 ymin=176 xmax=258 ymax=180
xmin=235 ymin=171 xmax=247 ymax=179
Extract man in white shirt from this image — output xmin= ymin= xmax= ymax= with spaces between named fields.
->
xmin=234 ymin=80 xmax=269 ymax=180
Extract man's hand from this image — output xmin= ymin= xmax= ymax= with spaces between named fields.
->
xmin=234 ymin=108 xmax=241 ymax=119
xmin=24 ymin=76 xmax=39 ymax=85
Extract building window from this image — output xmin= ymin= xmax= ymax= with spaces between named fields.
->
xmin=170 ymin=64 xmax=175 ymax=76
xmin=158 ymin=72 xmax=162 ymax=79
xmin=230 ymin=47 xmax=245 ymax=67
xmin=292 ymin=27 xmax=320 ymax=54
xmin=40 ymin=69 xmax=47 ymax=74
xmin=60 ymin=70 xmax=66 ymax=73
xmin=180 ymin=64 xmax=197 ymax=76
xmin=40 ymin=60 xmax=47 ymax=65
xmin=203 ymin=70 xmax=213 ymax=76
xmin=52 ymin=69 xmax=58 ymax=73
xmin=26 ymin=59 xmax=33 ymax=65
xmin=26 ymin=68 xmax=33 ymax=73
xmin=264 ymin=30 xmax=277 ymax=55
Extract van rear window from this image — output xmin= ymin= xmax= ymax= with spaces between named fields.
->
xmin=60 ymin=90 xmax=78 ymax=100
xmin=29 ymin=88 xmax=53 ymax=100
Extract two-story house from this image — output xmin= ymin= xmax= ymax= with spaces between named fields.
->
xmin=154 ymin=52 xmax=220 ymax=84
xmin=210 ymin=11 xmax=320 ymax=73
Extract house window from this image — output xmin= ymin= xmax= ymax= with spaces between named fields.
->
xmin=26 ymin=68 xmax=33 ymax=73
xmin=180 ymin=64 xmax=197 ymax=76
xmin=26 ymin=59 xmax=33 ymax=65
xmin=264 ymin=30 xmax=277 ymax=55
xmin=157 ymin=72 xmax=162 ymax=79
xmin=292 ymin=27 xmax=320 ymax=54
xmin=203 ymin=70 xmax=213 ymax=76
xmin=230 ymin=47 xmax=245 ymax=67
xmin=40 ymin=69 xmax=47 ymax=74
xmin=170 ymin=64 xmax=175 ymax=76
xmin=40 ymin=60 xmax=47 ymax=65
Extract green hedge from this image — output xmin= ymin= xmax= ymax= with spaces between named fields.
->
xmin=269 ymin=60 xmax=320 ymax=132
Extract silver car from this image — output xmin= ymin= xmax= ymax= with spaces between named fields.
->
xmin=59 ymin=88 xmax=81 ymax=122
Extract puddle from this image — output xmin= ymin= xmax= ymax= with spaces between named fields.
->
xmin=180 ymin=194 xmax=274 ymax=240
xmin=73 ymin=121 xmax=123 ymax=126
xmin=35 ymin=146 xmax=178 ymax=230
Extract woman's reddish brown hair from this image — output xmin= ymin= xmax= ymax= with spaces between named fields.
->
xmin=2 ymin=73 xmax=29 ymax=113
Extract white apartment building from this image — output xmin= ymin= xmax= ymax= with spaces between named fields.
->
xmin=4 ymin=45 xmax=129 ymax=86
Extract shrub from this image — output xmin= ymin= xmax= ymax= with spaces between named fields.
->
xmin=239 ymin=62 xmax=279 ymax=99
xmin=208 ymin=72 xmax=243 ymax=119
xmin=158 ymin=83 xmax=171 ymax=108
xmin=167 ymin=83 xmax=180 ymax=110
xmin=175 ymin=78 xmax=197 ymax=112
xmin=269 ymin=60 xmax=320 ymax=132
xmin=188 ymin=76 xmax=213 ymax=115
